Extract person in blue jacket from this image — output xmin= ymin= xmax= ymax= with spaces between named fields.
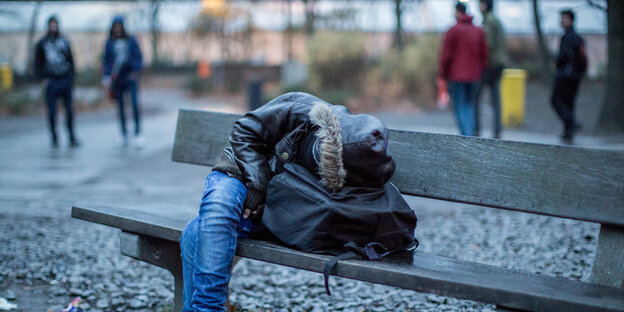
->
xmin=102 ymin=15 xmax=144 ymax=147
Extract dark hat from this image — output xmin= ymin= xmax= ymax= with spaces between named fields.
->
xmin=304 ymin=103 xmax=395 ymax=191
xmin=112 ymin=15 xmax=125 ymax=25
xmin=480 ymin=0 xmax=493 ymax=11
xmin=48 ymin=15 xmax=59 ymax=25
xmin=455 ymin=2 xmax=467 ymax=14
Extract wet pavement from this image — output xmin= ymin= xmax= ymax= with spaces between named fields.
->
xmin=0 ymin=81 xmax=622 ymax=311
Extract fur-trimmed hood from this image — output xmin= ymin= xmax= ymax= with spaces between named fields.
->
xmin=305 ymin=102 xmax=395 ymax=191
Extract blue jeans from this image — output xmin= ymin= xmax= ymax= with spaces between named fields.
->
xmin=180 ymin=171 xmax=254 ymax=312
xmin=45 ymin=77 xmax=75 ymax=142
xmin=448 ymin=81 xmax=479 ymax=136
xmin=114 ymin=79 xmax=141 ymax=137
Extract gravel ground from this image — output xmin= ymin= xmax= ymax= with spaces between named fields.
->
xmin=0 ymin=82 xmax=613 ymax=311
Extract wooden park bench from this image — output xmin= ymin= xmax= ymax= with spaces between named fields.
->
xmin=72 ymin=106 xmax=624 ymax=312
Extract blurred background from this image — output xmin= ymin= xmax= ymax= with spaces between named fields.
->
xmin=0 ymin=0 xmax=612 ymax=117
xmin=1 ymin=1 xmax=623 ymax=311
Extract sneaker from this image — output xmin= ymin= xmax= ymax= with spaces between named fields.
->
xmin=116 ymin=136 xmax=130 ymax=148
xmin=69 ymin=138 xmax=80 ymax=148
xmin=133 ymin=135 xmax=145 ymax=149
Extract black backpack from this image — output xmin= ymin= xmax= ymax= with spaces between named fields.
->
xmin=262 ymin=163 xmax=418 ymax=295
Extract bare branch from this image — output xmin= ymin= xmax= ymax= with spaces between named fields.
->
xmin=587 ymin=0 xmax=607 ymax=11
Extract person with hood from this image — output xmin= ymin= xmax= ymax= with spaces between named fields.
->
xmin=439 ymin=2 xmax=488 ymax=136
xmin=102 ymin=15 xmax=144 ymax=148
xmin=475 ymin=0 xmax=508 ymax=139
xmin=34 ymin=16 xmax=79 ymax=148
xmin=180 ymin=92 xmax=397 ymax=311
xmin=551 ymin=9 xmax=587 ymax=143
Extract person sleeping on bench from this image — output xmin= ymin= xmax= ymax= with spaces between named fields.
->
xmin=179 ymin=92 xmax=415 ymax=311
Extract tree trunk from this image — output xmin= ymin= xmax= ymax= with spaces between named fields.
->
xmin=26 ymin=0 xmax=42 ymax=77
xmin=393 ymin=0 xmax=403 ymax=51
xmin=303 ymin=0 xmax=315 ymax=35
xmin=532 ymin=0 xmax=553 ymax=79
xmin=151 ymin=0 xmax=160 ymax=66
xmin=597 ymin=0 xmax=624 ymax=132
xmin=285 ymin=0 xmax=293 ymax=61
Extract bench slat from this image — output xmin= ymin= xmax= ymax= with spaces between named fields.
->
xmin=171 ymin=109 xmax=624 ymax=226
xmin=72 ymin=205 xmax=187 ymax=242
xmin=237 ymin=240 xmax=624 ymax=312
xmin=389 ymin=130 xmax=624 ymax=226
xmin=71 ymin=205 xmax=624 ymax=312
xmin=171 ymin=110 xmax=240 ymax=166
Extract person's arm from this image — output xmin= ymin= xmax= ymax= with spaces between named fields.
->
xmin=129 ymin=37 xmax=143 ymax=74
xmin=34 ymin=40 xmax=46 ymax=80
xmin=480 ymin=29 xmax=489 ymax=70
xmin=229 ymin=92 xmax=320 ymax=216
xmin=66 ymin=39 xmax=75 ymax=80
xmin=102 ymin=40 xmax=113 ymax=77
xmin=575 ymin=35 xmax=588 ymax=74
xmin=439 ymin=29 xmax=454 ymax=80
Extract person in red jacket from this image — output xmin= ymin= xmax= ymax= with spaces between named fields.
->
xmin=439 ymin=2 xmax=488 ymax=136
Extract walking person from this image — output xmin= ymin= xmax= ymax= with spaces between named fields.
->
xmin=475 ymin=0 xmax=508 ymax=139
xmin=102 ymin=15 xmax=144 ymax=148
xmin=34 ymin=16 xmax=79 ymax=148
xmin=179 ymin=92 xmax=404 ymax=311
xmin=439 ymin=2 xmax=488 ymax=136
xmin=551 ymin=9 xmax=587 ymax=143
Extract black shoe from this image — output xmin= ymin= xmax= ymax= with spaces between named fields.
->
xmin=572 ymin=123 xmax=582 ymax=136
xmin=69 ymin=138 xmax=80 ymax=148
xmin=51 ymin=140 xmax=59 ymax=148
xmin=561 ymin=123 xmax=582 ymax=140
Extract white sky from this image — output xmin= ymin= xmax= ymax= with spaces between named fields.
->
xmin=0 ymin=0 xmax=607 ymax=34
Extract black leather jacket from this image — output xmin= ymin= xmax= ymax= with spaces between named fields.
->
xmin=213 ymin=92 xmax=395 ymax=213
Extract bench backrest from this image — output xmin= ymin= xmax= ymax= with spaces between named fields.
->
xmin=172 ymin=109 xmax=624 ymax=288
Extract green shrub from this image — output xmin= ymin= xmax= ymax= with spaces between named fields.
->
xmin=366 ymin=33 xmax=441 ymax=107
xmin=306 ymin=31 xmax=367 ymax=92
xmin=0 ymin=90 xmax=39 ymax=115
xmin=75 ymin=67 xmax=100 ymax=86
xmin=182 ymin=75 xmax=212 ymax=96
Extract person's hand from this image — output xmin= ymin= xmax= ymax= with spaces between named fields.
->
xmin=242 ymin=208 xmax=253 ymax=219
xmin=101 ymin=76 xmax=111 ymax=88
xmin=242 ymin=204 xmax=264 ymax=219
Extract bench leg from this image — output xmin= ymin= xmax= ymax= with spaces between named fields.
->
xmin=590 ymin=224 xmax=624 ymax=288
xmin=120 ymin=231 xmax=184 ymax=312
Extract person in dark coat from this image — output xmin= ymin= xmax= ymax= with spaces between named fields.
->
xmin=551 ymin=9 xmax=587 ymax=142
xmin=439 ymin=2 xmax=488 ymax=136
xmin=34 ymin=16 xmax=79 ymax=147
xmin=179 ymin=92 xmax=396 ymax=311
xmin=102 ymin=15 xmax=143 ymax=148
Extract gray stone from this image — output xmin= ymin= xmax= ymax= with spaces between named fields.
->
xmin=96 ymin=299 xmax=109 ymax=309
xmin=4 ymin=290 xmax=16 ymax=300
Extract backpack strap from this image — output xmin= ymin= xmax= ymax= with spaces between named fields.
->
xmin=322 ymin=241 xmax=392 ymax=295
xmin=323 ymin=251 xmax=359 ymax=296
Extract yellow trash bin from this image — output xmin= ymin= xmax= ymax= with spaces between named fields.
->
xmin=500 ymin=69 xmax=527 ymax=128
xmin=1 ymin=63 xmax=13 ymax=91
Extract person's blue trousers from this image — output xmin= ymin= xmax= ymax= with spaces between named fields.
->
xmin=448 ymin=81 xmax=479 ymax=136
xmin=180 ymin=171 xmax=254 ymax=312
xmin=114 ymin=79 xmax=141 ymax=137
xmin=45 ymin=77 xmax=76 ymax=142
